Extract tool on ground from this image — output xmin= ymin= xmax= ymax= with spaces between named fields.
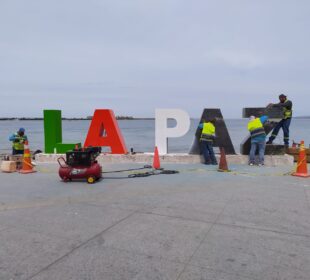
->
xmin=58 ymin=146 xmax=102 ymax=183
xmin=20 ymin=141 xmax=36 ymax=174
xmin=218 ymin=147 xmax=230 ymax=172
xmin=292 ymin=141 xmax=310 ymax=178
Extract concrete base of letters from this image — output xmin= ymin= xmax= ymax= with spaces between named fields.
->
xmin=34 ymin=152 xmax=294 ymax=167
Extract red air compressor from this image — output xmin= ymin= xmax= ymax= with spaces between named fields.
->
xmin=58 ymin=147 xmax=102 ymax=184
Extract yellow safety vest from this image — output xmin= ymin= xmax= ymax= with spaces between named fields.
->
xmin=283 ymin=100 xmax=292 ymax=119
xmin=12 ymin=133 xmax=27 ymax=150
xmin=247 ymin=118 xmax=266 ymax=138
xmin=200 ymin=122 xmax=215 ymax=142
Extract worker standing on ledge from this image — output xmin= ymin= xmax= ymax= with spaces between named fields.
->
xmin=9 ymin=128 xmax=28 ymax=155
xmin=266 ymin=94 xmax=293 ymax=147
xmin=248 ymin=115 xmax=268 ymax=166
xmin=198 ymin=118 xmax=218 ymax=165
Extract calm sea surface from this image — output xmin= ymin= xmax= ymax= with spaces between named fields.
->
xmin=1 ymin=119 xmax=310 ymax=154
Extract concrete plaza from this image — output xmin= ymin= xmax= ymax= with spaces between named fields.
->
xmin=0 ymin=163 xmax=310 ymax=280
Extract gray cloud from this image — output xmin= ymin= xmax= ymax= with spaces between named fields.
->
xmin=0 ymin=0 xmax=309 ymax=118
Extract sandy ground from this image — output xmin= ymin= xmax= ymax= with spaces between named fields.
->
xmin=0 ymin=162 xmax=310 ymax=280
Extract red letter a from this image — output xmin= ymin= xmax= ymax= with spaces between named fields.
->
xmin=84 ymin=109 xmax=128 ymax=154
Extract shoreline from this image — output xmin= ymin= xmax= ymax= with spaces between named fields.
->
xmin=0 ymin=117 xmax=155 ymax=121
xmin=1 ymin=117 xmax=309 ymax=121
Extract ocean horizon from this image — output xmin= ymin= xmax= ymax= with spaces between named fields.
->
xmin=1 ymin=118 xmax=310 ymax=154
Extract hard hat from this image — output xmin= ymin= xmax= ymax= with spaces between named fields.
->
xmin=18 ymin=128 xmax=25 ymax=133
xmin=249 ymin=116 xmax=255 ymax=121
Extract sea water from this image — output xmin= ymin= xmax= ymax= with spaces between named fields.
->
xmin=0 ymin=119 xmax=309 ymax=154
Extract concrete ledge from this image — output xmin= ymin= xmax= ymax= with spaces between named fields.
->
xmin=35 ymin=153 xmax=294 ymax=167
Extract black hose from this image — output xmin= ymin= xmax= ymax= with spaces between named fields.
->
xmin=128 ymin=172 xmax=154 ymax=178
xmin=101 ymin=176 xmax=130 ymax=180
xmin=160 ymin=170 xmax=179 ymax=174
xmin=102 ymin=165 xmax=152 ymax=174
xmin=102 ymin=168 xmax=179 ymax=180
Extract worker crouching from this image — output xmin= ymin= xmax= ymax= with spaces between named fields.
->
xmin=198 ymin=119 xmax=218 ymax=165
xmin=248 ymin=115 xmax=268 ymax=166
xmin=9 ymin=128 xmax=28 ymax=155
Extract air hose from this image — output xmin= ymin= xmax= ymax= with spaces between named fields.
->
xmin=102 ymin=166 xmax=179 ymax=179
xmin=102 ymin=165 xmax=152 ymax=174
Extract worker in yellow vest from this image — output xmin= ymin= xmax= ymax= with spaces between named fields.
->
xmin=248 ymin=115 xmax=268 ymax=166
xmin=9 ymin=128 xmax=28 ymax=155
xmin=267 ymin=94 xmax=293 ymax=147
xmin=198 ymin=119 xmax=217 ymax=165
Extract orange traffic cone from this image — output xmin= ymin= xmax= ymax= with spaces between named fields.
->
xmin=292 ymin=141 xmax=310 ymax=178
xmin=218 ymin=147 xmax=230 ymax=172
xmin=153 ymin=146 xmax=161 ymax=169
xmin=19 ymin=141 xmax=36 ymax=174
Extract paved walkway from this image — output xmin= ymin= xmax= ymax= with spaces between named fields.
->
xmin=0 ymin=163 xmax=310 ymax=280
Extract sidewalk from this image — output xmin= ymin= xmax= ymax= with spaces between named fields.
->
xmin=0 ymin=163 xmax=310 ymax=280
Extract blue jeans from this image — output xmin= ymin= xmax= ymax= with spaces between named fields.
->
xmin=201 ymin=141 xmax=217 ymax=164
xmin=249 ymin=141 xmax=266 ymax=164
xmin=268 ymin=118 xmax=291 ymax=145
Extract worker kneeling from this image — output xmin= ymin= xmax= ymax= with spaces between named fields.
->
xmin=9 ymin=128 xmax=27 ymax=155
xmin=198 ymin=119 xmax=217 ymax=165
xmin=248 ymin=115 xmax=268 ymax=166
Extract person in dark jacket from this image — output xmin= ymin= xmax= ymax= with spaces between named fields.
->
xmin=266 ymin=94 xmax=292 ymax=147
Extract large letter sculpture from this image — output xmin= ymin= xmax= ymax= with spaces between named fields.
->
xmin=189 ymin=109 xmax=235 ymax=155
xmin=84 ymin=109 xmax=128 ymax=154
xmin=44 ymin=110 xmax=81 ymax=153
xmin=155 ymin=109 xmax=190 ymax=154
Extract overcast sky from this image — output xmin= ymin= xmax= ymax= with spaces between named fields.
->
xmin=0 ymin=0 xmax=309 ymax=118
